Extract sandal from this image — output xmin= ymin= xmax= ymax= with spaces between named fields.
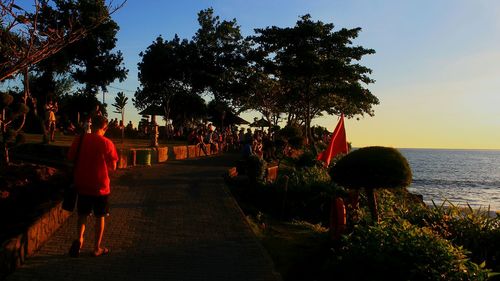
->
xmin=91 ymin=247 xmax=109 ymax=257
xmin=69 ymin=240 xmax=81 ymax=258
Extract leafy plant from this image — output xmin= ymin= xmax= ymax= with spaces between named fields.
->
xmin=258 ymin=218 xmax=331 ymax=281
xmin=294 ymin=149 xmax=319 ymax=168
xmin=330 ymin=146 xmax=412 ymax=223
xmin=272 ymin=165 xmax=344 ymax=224
xmin=247 ymin=155 xmax=267 ymax=185
xmin=325 ymin=219 xmax=491 ymax=281
xmin=400 ymin=200 xmax=500 ymax=274
xmin=276 ymin=125 xmax=305 ymax=150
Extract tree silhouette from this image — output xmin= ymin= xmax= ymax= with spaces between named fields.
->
xmin=112 ymin=91 xmax=127 ymax=141
xmin=0 ymin=0 xmax=125 ymax=82
xmin=252 ymin=15 xmax=379 ymax=143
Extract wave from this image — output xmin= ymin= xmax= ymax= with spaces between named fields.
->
xmin=411 ymin=178 xmax=500 ymax=189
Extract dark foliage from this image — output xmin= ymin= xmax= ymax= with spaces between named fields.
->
xmin=330 ymin=146 xmax=412 ymax=190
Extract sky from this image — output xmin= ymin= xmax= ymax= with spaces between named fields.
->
xmin=19 ymin=1 xmax=500 ymax=149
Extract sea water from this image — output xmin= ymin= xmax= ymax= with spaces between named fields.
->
xmin=401 ymin=149 xmax=500 ymax=211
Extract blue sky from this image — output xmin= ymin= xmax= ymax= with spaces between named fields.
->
xmin=106 ymin=1 xmax=500 ymax=149
xmin=8 ymin=1 xmax=500 ymax=149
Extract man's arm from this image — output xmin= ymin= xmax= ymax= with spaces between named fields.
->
xmin=105 ymin=140 xmax=119 ymax=171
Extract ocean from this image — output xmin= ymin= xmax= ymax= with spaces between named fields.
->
xmin=400 ymin=148 xmax=500 ymax=211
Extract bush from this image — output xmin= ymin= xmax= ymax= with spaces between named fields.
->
xmin=260 ymin=220 xmax=331 ymax=281
xmin=330 ymin=146 xmax=412 ymax=190
xmin=278 ymin=125 xmax=303 ymax=140
xmin=330 ymin=146 xmax=412 ymax=222
xmin=400 ymin=201 xmax=500 ymax=274
xmin=230 ymin=164 xmax=341 ymax=224
xmin=277 ymin=125 xmax=305 ymax=150
xmin=325 ymin=219 xmax=490 ymax=281
xmin=294 ymin=149 xmax=320 ymax=168
xmin=246 ymin=155 xmax=267 ymax=185
xmin=273 ymin=166 xmax=344 ymax=224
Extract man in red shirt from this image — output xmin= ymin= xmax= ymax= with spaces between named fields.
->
xmin=67 ymin=115 xmax=118 ymax=257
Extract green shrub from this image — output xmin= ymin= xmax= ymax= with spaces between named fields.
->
xmin=282 ymin=165 xmax=331 ymax=191
xmin=288 ymin=136 xmax=305 ymax=149
xmin=401 ymin=201 xmax=500 ymax=274
xmin=278 ymin=125 xmax=303 ymax=140
xmin=246 ymin=155 xmax=267 ymax=185
xmin=261 ymin=220 xmax=331 ymax=281
xmin=232 ymin=164 xmax=339 ymax=223
xmin=325 ymin=219 xmax=490 ymax=281
xmin=273 ymin=165 xmax=344 ymax=224
xmin=330 ymin=146 xmax=412 ymax=189
xmin=330 ymin=146 xmax=412 ymax=222
xmin=277 ymin=125 xmax=305 ymax=150
xmin=294 ymin=149 xmax=320 ymax=168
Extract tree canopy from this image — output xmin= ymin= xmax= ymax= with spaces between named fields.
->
xmin=134 ymin=35 xmax=194 ymax=124
xmin=251 ymin=15 xmax=379 ymax=141
xmin=191 ymin=8 xmax=248 ymax=107
xmin=135 ymin=10 xmax=379 ymax=136
xmin=0 ymin=0 xmax=125 ymax=83
xmin=35 ymin=0 xmax=128 ymax=96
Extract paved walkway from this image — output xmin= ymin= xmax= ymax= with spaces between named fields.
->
xmin=6 ymin=154 xmax=281 ymax=281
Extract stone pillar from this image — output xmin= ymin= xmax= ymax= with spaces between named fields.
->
xmin=150 ymin=115 xmax=159 ymax=147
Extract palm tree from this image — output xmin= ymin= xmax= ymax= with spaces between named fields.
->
xmin=111 ymin=92 xmax=128 ymax=142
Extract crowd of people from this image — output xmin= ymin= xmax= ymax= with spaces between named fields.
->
xmin=42 ymin=100 xmax=282 ymax=162
xmin=186 ymin=123 xmax=277 ymax=162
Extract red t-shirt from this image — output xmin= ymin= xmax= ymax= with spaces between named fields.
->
xmin=68 ymin=134 xmax=118 ymax=196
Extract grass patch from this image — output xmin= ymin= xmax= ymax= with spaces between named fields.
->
xmin=246 ymin=215 xmax=331 ymax=281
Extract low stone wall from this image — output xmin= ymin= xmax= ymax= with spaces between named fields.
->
xmin=187 ymin=145 xmax=198 ymax=158
xmin=156 ymin=147 xmax=169 ymax=163
xmin=171 ymin=146 xmax=188 ymax=160
xmin=0 ymin=202 xmax=71 ymax=280
xmin=117 ymin=144 xmax=226 ymax=169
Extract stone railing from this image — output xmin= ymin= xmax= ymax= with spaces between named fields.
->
xmin=116 ymin=144 xmax=220 ymax=168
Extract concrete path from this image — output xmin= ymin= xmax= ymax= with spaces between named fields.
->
xmin=6 ymin=154 xmax=280 ymax=281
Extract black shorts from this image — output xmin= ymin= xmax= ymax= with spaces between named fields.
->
xmin=77 ymin=195 xmax=110 ymax=217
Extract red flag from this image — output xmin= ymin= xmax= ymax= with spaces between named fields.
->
xmin=317 ymin=114 xmax=348 ymax=166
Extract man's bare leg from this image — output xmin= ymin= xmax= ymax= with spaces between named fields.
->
xmin=69 ymin=215 xmax=87 ymax=257
xmin=93 ymin=216 xmax=106 ymax=255
xmin=77 ymin=215 xmax=87 ymax=246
